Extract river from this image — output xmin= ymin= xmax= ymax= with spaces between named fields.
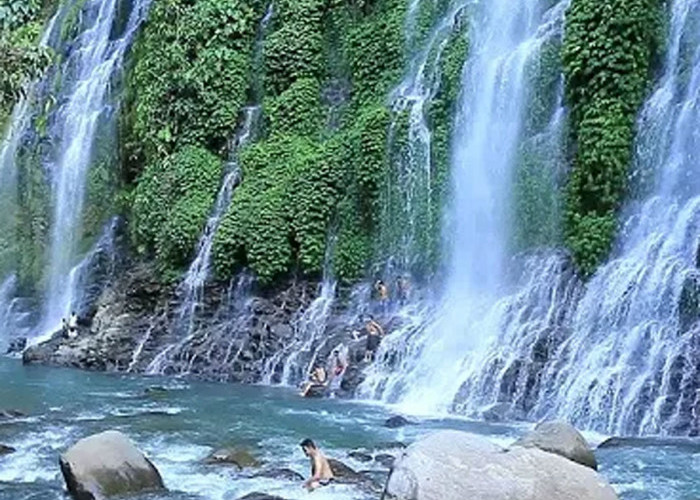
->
xmin=0 ymin=358 xmax=698 ymax=499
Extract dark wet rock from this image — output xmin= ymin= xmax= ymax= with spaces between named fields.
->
xmin=328 ymin=458 xmax=381 ymax=493
xmin=513 ymin=421 xmax=597 ymax=470
xmin=303 ymin=384 xmax=327 ymax=399
xmin=375 ymin=441 xmax=407 ymax=450
xmin=0 ymin=409 xmax=26 ymax=419
xmin=387 ymin=430 xmax=618 ymax=500
xmin=374 ymin=453 xmax=395 ymax=469
xmin=143 ymin=386 xmax=169 ymax=398
xmin=384 ymin=415 xmax=413 ymax=428
xmin=237 ymin=494 xmax=286 ymax=500
xmin=5 ymin=337 xmax=26 ymax=354
xmin=59 ymin=430 xmax=164 ymax=500
xmin=0 ymin=444 xmax=16 ymax=455
xmin=348 ymin=450 xmax=373 ymax=462
xmin=204 ymin=447 xmax=262 ymax=468
xmin=481 ymin=402 xmax=512 ymax=422
xmin=249 ymin=468 xmax=304 ymax=482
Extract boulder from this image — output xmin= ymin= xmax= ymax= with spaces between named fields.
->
xmin=249 ymin=468 xmax=304 ymax=482
xmin=204 ymin=447 xmax=262 ymax=468
xmin=59 ymin=430 xmax=164 ymax=500
xmin=513 ymin=421 xmax=597 ymax=470
xmin=0 ymin=444 xmax=16 ymax=455
xmin=386 ymin=430 xmax=618 ymax=500
xmin=328 ymin=458 xmax=381 ymax=493
xmin=384 ymin=415 xmax=413 ymax=428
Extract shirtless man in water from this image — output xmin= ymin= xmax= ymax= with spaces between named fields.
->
xmin=300 ymin=438 xmax=334 ymax=491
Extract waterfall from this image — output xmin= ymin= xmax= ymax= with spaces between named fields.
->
xmin=525 ymin=0 xmax=700 ymax=436
xmin=175 ymin=106 xmax=260 ymax=335
xmin=360 ymin=0 xmax=570 ymax=414
xmin=380 ymin=1 xmax=468 ymax=275
xmin=39 ymin=0 xmax=151 ymax=339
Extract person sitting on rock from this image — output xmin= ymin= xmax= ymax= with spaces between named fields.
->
xmin=364 ymin=316 xmax=385 ymax=362
xmin=300 ymin=438 xmax=334 ymax=490
xmin=300 ymin=365 xmax=328 ymax=398
xmin=396 ymin=275 xmax=410 ymax=305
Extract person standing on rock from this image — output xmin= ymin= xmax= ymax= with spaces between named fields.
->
xmin=300 ymin=438 xmax=334 ymax=491
xmin=68 ymin=311 xmax=79 ymax=337
xmin=364 ymin=316 xmax=384 ymax=362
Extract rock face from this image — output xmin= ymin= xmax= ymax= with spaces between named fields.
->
xmin=513 ymin=421 xmax=597 ymax=470
xmin=386 ymin=430 xmax=618 ymax=500
xmin=59 ymin=430 xmax=164 ymax=500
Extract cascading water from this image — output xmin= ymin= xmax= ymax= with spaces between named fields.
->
xmin=39 ymin=0 xmax=151 ymax=339
xmin=360 ymin=0 xmax=570 ymax=414
xmin=175 ymin=106 xmax=259 ymax=335
xmin=525 ymin=0 xmax=700 ymax=436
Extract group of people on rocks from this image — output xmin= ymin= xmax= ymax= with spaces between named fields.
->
xmin=299 ymin=275 xmax=411 ymax=398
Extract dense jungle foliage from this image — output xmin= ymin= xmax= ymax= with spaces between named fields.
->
xmin=0 ymin=0 xmax=675 ymax=293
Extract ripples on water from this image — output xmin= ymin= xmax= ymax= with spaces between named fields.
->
xmin=0 ymin=358 xmax=698 ymax=499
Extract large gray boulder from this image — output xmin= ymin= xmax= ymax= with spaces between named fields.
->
xmin=386 ymin=430 xmax=618 ymax=500
xmin=59 ymin=430 xmax=164 ymax=500
xmin=513 ymin=421 xmax=597 ymax=470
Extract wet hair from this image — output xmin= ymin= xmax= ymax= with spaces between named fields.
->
xmin=300 ymin=438 xmax=316 ymax=449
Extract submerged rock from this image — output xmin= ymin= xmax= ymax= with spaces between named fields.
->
xmin=348 ymin=450 xmax=373 ymax=462
xmin=386 ymin=430 xmax=618 ymax=500
xmin=249 ymin=468 xmax=304 ymax=482
xmin=384 ymin=415 xmax=413 ymax=428
xmin=513 ymin=421 xmax=597 ymax=470
xmin=598 ymin=436 xmax=700 ymax=452
xmin=59 ymin=430 xmax=164 ymax=500
xmin=204 ymin=447 xmax=262 ymax=468
xmin=0 ymin=444 xmax=16 ymax=455
xmin=374 ymin=453 xmax=395 ymax=469
xmin=0 ymin=409 xmax=26 ymax=419
xmin=237 ymin=494 xmax=286 ymax=500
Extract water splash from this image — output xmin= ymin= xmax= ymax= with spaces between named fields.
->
xmin=360 ymin=0 xmax=570 ymax=415
xmin=526 ymin=0 xmax=700 ymax=436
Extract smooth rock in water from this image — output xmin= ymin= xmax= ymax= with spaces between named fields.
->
xmin=386 ymin=430 xmax=618 ymax=500
xmin=513 ymin=421 xmax=597 ymax=470
xmin=143 ymin=386 xmax=168 ymax=397
xmin=0 ymin=444 xmax=16 ymax=455
xmin=249 ymin=468 xmax=304 ymax=482
xmin=237 ymin=494 xmax=286 ymax=500
xmin=348 ymin=450 xmax=373 ymax=462
xmin=384 ymin=415 xmax=413 ymax=428
xmin=59 ymin=430 xmax=164 ymax=500
xmin=204 ymin=447 xmax=261 ymax=468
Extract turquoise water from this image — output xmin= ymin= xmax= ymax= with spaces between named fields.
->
xmin=0 ymin=358 xmax=698 ymax=499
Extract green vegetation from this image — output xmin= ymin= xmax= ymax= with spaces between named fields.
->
xmin=562 ymin=0 xmax=664 ymax=275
